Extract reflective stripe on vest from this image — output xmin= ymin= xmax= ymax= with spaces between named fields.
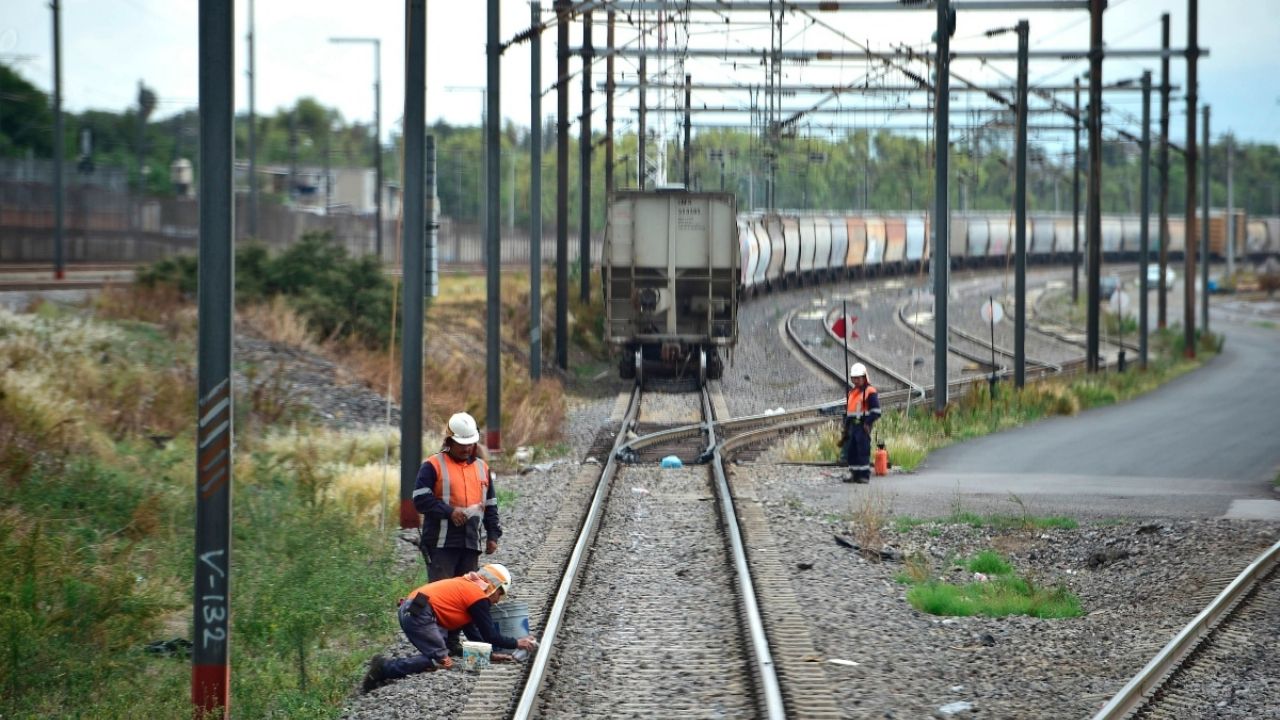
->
xmin=846 ymin=384 xmax=878 ymax=419
xmin=429 ymin=453 xmax=489 ymax=541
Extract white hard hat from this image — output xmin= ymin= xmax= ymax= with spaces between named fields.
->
xmin=849 ymin=362 xmax=868 ymax=379
xmin=447 ymin=412 xmax=481 ymax=445
xmin=478 ymin=563 xmax=512 ymax=595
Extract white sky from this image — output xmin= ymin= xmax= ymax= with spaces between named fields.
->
xmin=3 ymin=0 xmax=1279 ymax=147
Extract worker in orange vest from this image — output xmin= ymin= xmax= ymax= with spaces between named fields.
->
xmin=842 ymin=363 xmax=880 ymax=484
xmin=360 ymin=564 xmax=537 ymax=693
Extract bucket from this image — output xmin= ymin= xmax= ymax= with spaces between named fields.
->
xmin=461 ymin=641 xmax=491 ymax=672
xmin=490 ymin=600 xmax=531 ymax=640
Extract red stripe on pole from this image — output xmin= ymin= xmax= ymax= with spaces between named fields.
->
xmin=399 ymin=498 xmax=420 ymax=529
xmin=192 ymin=663 xmax=228 ymax=718
xmin=486 ymin=429 xmax=501 ymax=452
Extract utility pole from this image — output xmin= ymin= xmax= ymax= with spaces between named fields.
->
xmin=401 ymin=0 xmax=426 ymax=529
xmin=555 ymin=0 xmax=569 ymax=370
xmin=193 ymin=0 xmax=234 ymax=714
xmin=579 ymin=9 xmax=592 ymax=303
xmin=933 ymin=0 xmax=951 ymax=413
xmin=530 ymin=1 xmax=543 ymax=380
xmin=1200 ymin=104 xmax=1209 ymax=337
xmin=486 ymin=0 xmax=502 ymax=450
xmin=1072 ymin=77 xmax=1081 ymax=304
xmin=247 ymin=0 xmax=257 ymax=237
xmin=1183 ymin=0 xmax=1199 ymax=359
xmin=1139 ymin=70 xmax=1152 ymax=369
xmin=1014 ymin=20 xmax=1029 ymax=389
xmin=1226 ymin=134 xmax=1235 ymax=278
xmin=638 ymin=52 xmax=647 ymax=188
xmin=1085 ymin=0 xmax=1103 ymax=373
xmin=683 ymin=73 xmax=692 ymax=187
xmin=605 ymin=9 xmax=615 ymax=202
xmin=52 ymin=0 xmax=64 ymax=280
xmin=1157 ymin=12 xmax=1170 ymax=329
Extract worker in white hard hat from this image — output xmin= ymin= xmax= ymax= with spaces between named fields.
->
xmin=841 ymin=363 xmax=880 ymax=484
xmin=361 ymin=563 xmax=538 ymax=693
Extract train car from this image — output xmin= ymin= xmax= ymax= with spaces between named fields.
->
xmin=949 ymin=216 xmax=969 ymax=263
xmin=987 ymin=218 xmax=1010 ymax=262
xmin=1052 ymin=217 xmax=1077 ymax=260
xmin=865 ymin=217 xmax=886 ymax=273
xmin=604 ymin=190 xmax=738 ymax=383
xmin=751 ymin=217 xmax=772 ymax=290
xmin=798 ymin=215 xmax=817 ymax=280
xmin=846 ymin=217 xmax=868 ymax=274
xmin=903 ymin=216 xmax=927 ymax=272
xmin=830 ymin=217 xmax=850 ymax=279
xmin=1030 ymin=216 xmax=1055 ymax=261
xmin=738 ymin=217 xmax=758 ymax=293
xmin=884 ymin=217 xmax=907 ymax=271
xmin=764 ymin=215 xmax=786 ymax=289
xmin=814 ymin=218 xmax=834 ymax=279
xmin=1245 ymin=219 xmax=1271 ymax=261
xmin=1100 ymin=216 xmax=1123 ymax=257
xmin=966 ymin=217 xmax=989 ymax=265
xmin=1166 ymin=218 xmax=1187 ymax=257
xmin=782 ymin=216 xmax=801 ymax=286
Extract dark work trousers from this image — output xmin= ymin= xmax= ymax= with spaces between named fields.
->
xmin=381 ymin=600 xmax=448 ymax=681
xmin=422 ymin=546 xmax=480 ymax=651
xmin=844 ymin=423 xmax=873 ymax=481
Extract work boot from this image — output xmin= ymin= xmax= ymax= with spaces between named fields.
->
xmin=447 ymin=632 xmax=464 ymax=657
xmin=854 ymin=474 xmax=870 ymax=485
xmin=361 ymin=655 xmax=388 ymax=694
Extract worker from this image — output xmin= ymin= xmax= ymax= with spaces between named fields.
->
xmin=414 ymin=411 xmax=503 ymax=582
xmin=360 ymin=564 xmax=538 ymax=693
xmin=842 ymin=362 xmax=880 ymax=484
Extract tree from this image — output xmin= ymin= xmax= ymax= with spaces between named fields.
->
xmin=0 ymin=64 xmax=53 ymax=158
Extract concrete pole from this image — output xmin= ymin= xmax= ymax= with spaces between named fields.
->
xmin=400 ymin=0 xmax=426 ymax=529
xmin=579 ymin=9 xmax=592 ymax=304
xmin=52 ymin=0 xmax=64 ymax=279
xmin=933 ymin=0 xmax=951 ymax=413
xmin=1085 ymin=0 xmax=1103 ymax=373
xmin=605 ymin=10 xmax=615 ymax=202
xmin=247 ymin=0 xmax=258 ymax=237
xmin=683 ymin=73 xmax=692 ymax=187
xmin=638 ymin=53 xmax=647 ymax=188
xmin=1014 ymin=20 xmax=1028 ymax=389
xmin=1139 ymin=71 xmax=1151 ymax=369
xmin=1183 ymin=0 xmax=1198 ymax=358
xmin=374 ymin=40 xmax=383 ymax=261
xmin=193 ymin=0 xmax=234 ymax=713
xmin=1226 ymin=135 xmax=1234 ymax=278
xmin=1072 ymin=77 xmax=1081 ymax=304
xmin=486 ymin=0 xmax=502 ymax=450
xmin=530 ymin=1 xmax=543 ymax=380
xmin=1200 ymin=104 xmax=1209 ymax=336
xmin=555 ymin=0 xmax=569 ymax=370
xmin=1157 ymin=12 xmax=1170 ymax=329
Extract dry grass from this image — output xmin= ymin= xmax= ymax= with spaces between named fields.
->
xmin=779 ymin=421 xmax=844 ymax=462
xmin=849 ymin=487 xmax=891 ymax=561
xmin=240 ymin=295 xmax=319 ymax=351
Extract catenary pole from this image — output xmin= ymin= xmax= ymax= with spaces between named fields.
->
xmin=683 ymin=73 xmax=692 ymax=187
xmin=486 ymin=0 xmax=502 ymax=450
xmin=1157 ymin=12 xmax=1170 ymax=329
xmin=605 ymin=9 xmax=615 ymax=200
xmin=247 ymin=0 xmax=257 ymax=238
xmin=374 ymin=41 xmax=383 ymax=261
xmin=400 ymin=0 xmax=426 ymax=529
xmin=1085 ymin=0 xmax=1103 ymax=373
xmin=555 ymin=0 xmax=569 ymax=369
xmin=638 ymin=52 xmax=647 ymax=188
xmin=1200 ymin=104 xmax=1209 ymax=336
xmin=1072 ymin=76 xmax=1081 ymax=304
xmin=52 ymin=0 xmax=64 ymax=279
xmin=933 ymin=0 xmax=951 ymax=413
xmin=579 ymin=9 xmax=593 ymax=303
xmin=1226 ymin=134 xmax=1234 ymax=278
xmin=530 ymin=1 xmax=544 ymax=380
xmin=1139 ymin=70 xmax=1151 ymax=369
xmin=1014 ymin=19 xmax=1028 ymax=389
xmin=1183 ymin=0 xmax=1198 ymax=358
xmin=193 ymin=0 xmax=234 ymax=714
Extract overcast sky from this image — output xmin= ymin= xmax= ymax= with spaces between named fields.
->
xmin=4 ymin=0 xmax=1279 ymax=147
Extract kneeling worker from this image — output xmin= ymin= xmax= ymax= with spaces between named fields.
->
xmin=361 ymin=563 xmax=537 ymax=693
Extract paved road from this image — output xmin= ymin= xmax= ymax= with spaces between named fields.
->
xmin=885 ymin=311 xmax=1280 ymax=521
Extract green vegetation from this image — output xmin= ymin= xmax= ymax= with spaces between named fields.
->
xmin=894 ymin=512 xmax=1078 ymax=532
xmin=899 ymin=550 xmax=1084 ymax=619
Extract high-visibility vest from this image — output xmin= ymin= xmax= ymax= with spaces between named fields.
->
xmin=426 ymin=452 xmax=490 ymax=511
xmin=846 ymin=384 xmax=878 ymax=420
xmin=407 ymin=577 xmax=488 ymax=631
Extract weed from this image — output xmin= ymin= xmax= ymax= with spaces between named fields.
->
xmin=903 ymin=550 xmax=933 ymax=584
xmin=901 ymin=549 xmax=1084 ymax=619
xmin=780 ymin=421 xmax=843 ymax=462
xmin=967 ymin=550 xmax=1013 ymax=576
xmin=849 ymin=488 xmax=891 ymax=561
xmin=497 ymin=488 xmax=517 ymax=510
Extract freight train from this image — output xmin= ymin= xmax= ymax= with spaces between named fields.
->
xmin=737 ymin=211 xmax=1280 ymax=292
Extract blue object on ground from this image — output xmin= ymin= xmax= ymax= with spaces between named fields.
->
xmin=660 ymin=455 xmax=683 ymax=468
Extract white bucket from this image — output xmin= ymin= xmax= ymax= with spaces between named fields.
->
xmin=461 ymin=641 xmax=491 ymax=672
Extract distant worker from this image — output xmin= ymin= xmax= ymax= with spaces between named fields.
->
xmin=360 ymin=564 xmax=538 ymax=693
xmin=414 ymin=411 xmax=503 ymax=583
xmin=842 ymin=363 xmax=880 ymax=484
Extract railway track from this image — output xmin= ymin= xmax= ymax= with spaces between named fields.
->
xmin=1094 ymin=540 xmax=1280 ymax=719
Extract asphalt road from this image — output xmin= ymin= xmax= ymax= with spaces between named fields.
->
xmin=884 ymin=311 xmax=1280 ymax=521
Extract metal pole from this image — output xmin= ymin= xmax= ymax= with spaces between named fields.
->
xmin=933 ymin=0 xmax=950 ymax=413
xmin=638 ymin=52 xmax=647 ymax=188
xmin=193 ymin=0 xmax=233 ymax=714
xmin=1139 ymin=71 xmax=1151 ymax=369
xmin=531 ymin=1 xmax=543 ymax=380
xmin=486 ymin=0 xmax=502 ymax=451
xmin=1157 ymin=12 xmax=1170 ymax=329
xmin=1085 ymin=0 xmax=1103 ymax=373
xmin=1226 ymin=134 xmax=1234 ymax=278
xmin=52 ymin=0 xmax=64 ymax=279
xmin=427 ymin=135 xmax=438 ymax=301
xmin=1014 ymin=20 xmax=1028 ymax=389
xmin=247 ymin=0 xmax=257 ymax=238
xmin=1200 ymin=104 xmax=1209 ymax=337
xmin=556 ymin=0 xmax=569 ymax=370
xmin=1183 ymin=0 xmax=1198 ymax=358
xmin=374 ymin=40 xmax=383 ymax=261
xmin=683 ymin=73 xmax=692 ymax=187
xmin=605 ymin=9 xmax=615 ymax=201
xmin=401 ymin=0 xmax=426 ymax=529
xmin=1072 ymin=77 xmax=1080 ymax=304
xmin=579 ymin=9 xmax=592 ymax=304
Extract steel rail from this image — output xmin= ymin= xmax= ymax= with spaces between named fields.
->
xmin=511 ymin=383 xmax=642 ymax=720
xmin=702 ymin=385 xmax=787 ymax=720
xmin=1092 ymin=540 xmax=1280 ymax=720
xmin=787 ymin=306 xmax=927 ymax=400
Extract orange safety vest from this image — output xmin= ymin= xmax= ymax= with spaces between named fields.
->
xmin=407 ymin=577 xmax=489 ymax=631
xmin=426 ymin=452 xmax=490 ymax=511
xmin=846 ymin=384 xmax=878 ymax=420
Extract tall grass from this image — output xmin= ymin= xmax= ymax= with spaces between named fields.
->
xmin=900 ymin=549 xmax=1084 ymax=619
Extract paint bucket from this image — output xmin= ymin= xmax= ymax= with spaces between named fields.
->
xmin=461 ymin=641 xmax=491 ymax=672
xmin=490 ymin=600 xmax=531 ymax=640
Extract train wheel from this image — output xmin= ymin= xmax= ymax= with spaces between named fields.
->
xmin=634 ymin=348 xmax=644 ymax=388
xmin=619 ymin=352 xmax=635 ymax=380
xmin=707 ymin=351 xmax=724 ymax=380
xmin=698 ymin=348 xmax=707 ymax=388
